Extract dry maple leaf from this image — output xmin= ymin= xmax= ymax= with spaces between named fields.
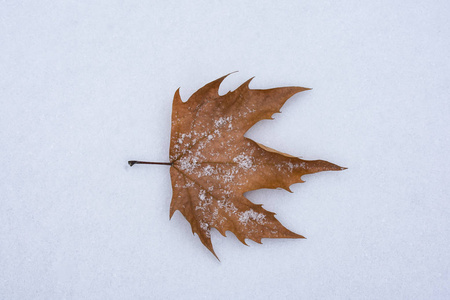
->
xmin=130 ymin=74 xmax=345 ymax=259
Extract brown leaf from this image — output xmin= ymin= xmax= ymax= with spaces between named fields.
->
xmin=168 ymin=74 xmax=345 ymax=259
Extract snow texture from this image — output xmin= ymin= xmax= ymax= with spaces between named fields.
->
xmin=1 ymin=1 xmax=449 ymax=299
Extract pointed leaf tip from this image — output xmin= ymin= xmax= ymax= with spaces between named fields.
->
xmin=173 ymin=87 xmax=182 ymax=104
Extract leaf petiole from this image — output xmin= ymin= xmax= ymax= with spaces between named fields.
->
xmin=128 ymin=161 xmax=172 ymax=167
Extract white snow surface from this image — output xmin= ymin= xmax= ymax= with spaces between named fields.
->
xmin=1 ymin=1 xmax=449 ymax=299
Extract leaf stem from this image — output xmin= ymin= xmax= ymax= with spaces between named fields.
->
xmin=128 ymin=160 xmax=172 ymax=167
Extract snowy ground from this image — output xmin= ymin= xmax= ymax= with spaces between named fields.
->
xmin=1 ymin=1 xmax=449 ymax=299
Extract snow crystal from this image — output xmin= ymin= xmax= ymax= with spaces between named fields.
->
xmin=199 ymin=222 xmax=211 ymax=237
xmin=238 ymin=209 xmax=266 ymax=225
xmin=196 ymin=189 xmax=212 ymax=212
xmin=202 ymin=165 xmax=214 ymax=176
xmin=214 ymin=116 xmax=233 ymax=129
xmin=218 ymin=200 xmax=238 ymax=213
xmin=212 ymin=208 xmax=219 ymax=222
xmin=287 ymin=162 xmax=294 ymax=171
xmin=199 ymin=189 xmax=206 ymax=201
xmin=178 ymin=156 xmax=198 ymax=173
xmin=214 ymin=117 xmax=226 ymax=127
xmin=233 ymin=154 xmax=253 ymax=170
xmin=183 ymin=182 xmax=194 ymax=188
xmin=222 ymin=171 xmax=235 ymax=183
xmin=200 ymin=222 xmax=208 ymax=231
xmin=296 ymin=162 xmax=306 ymax=168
